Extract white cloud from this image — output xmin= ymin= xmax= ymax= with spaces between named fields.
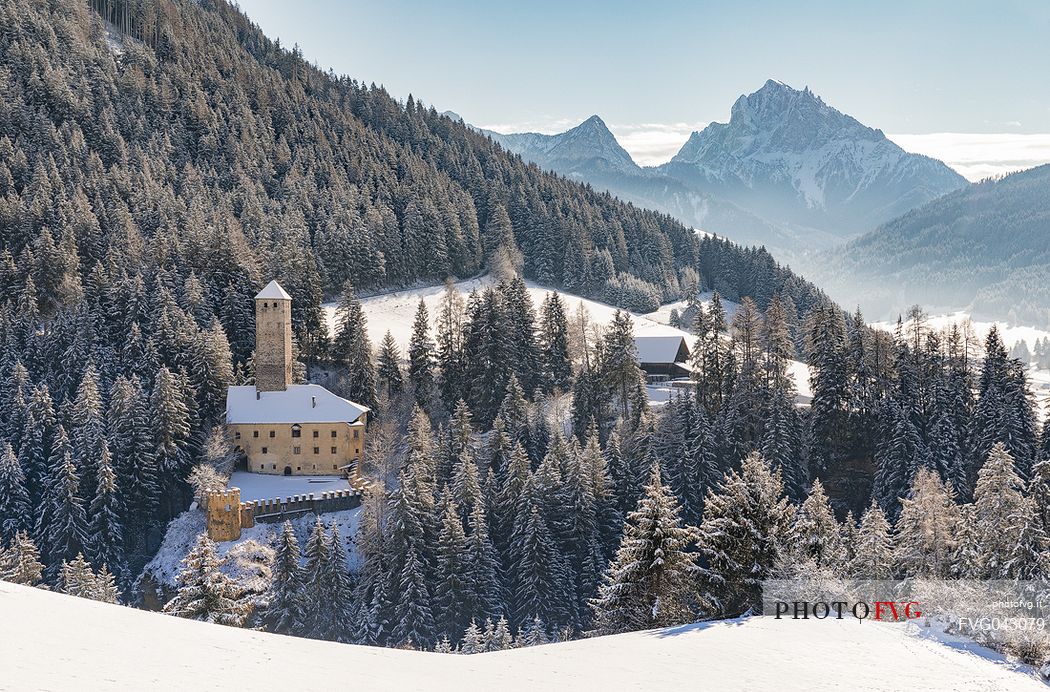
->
xmin=607 ymin=122 xmax=706 ymax=166
xmin=887 ymin=133 xmax=1050 ymax=181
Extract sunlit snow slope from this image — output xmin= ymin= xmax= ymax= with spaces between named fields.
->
xmin=1 ymin=581 xmax=1042 ymax=691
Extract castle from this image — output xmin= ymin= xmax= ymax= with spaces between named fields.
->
xmin=226 ymin=280 xmax=369 ymax=477
xmin=206 ymin=280 xmax=370 ymax=541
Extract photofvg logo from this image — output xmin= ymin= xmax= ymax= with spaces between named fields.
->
xmin=761 ymin=579 xmax=1050 ymax=634
xmin=771 ymin=599 xmax=922 ymax=622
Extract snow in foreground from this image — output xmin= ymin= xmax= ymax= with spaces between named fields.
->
xmin=1 ymin=581 xmax=1043 ymax=691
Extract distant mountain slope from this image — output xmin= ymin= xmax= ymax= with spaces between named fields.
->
xmin=4 ymin=581 xmax=1042 ymax=691
xmin=481 ymin=115 xmax=822 ymax=253
xmin=480 ymin=82 xmax=966 ymax=257
xmin=658 ymin=80 xmax=968 ymax=238
xmin=810 ymin=164 xmax=1050 ymax=323
xmin=482 ymin=115 xmax=641 ymax=177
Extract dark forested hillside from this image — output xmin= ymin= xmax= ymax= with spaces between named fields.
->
xmin=809 ymin=164 xmax=1050 ymax=325
xmin=0 ymin=0 xmax=828 ymax=341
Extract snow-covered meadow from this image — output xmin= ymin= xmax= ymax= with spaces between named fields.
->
xmin=323 ymin=278 xmax=813 ymax=405
xmin=2 ymin=580 xmax=1043 ymax=691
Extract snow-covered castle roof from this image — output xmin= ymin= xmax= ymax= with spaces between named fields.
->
xmin=226 ymin=384 xmax=368 ymax=425
xmin=255 ymin=280 xmax=292 ymax=301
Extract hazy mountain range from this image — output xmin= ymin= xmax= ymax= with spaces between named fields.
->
xmin=473 ymin=81 xmax=969 ymax=260
xmin=812 ymin=164 xmax=1050 ymax=325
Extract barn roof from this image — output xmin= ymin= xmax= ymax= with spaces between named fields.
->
xmin=226 ymin=384 xmax=368 ymax=425
xmin=634 ymin=335 xmax=690 ymax=364
xmin=255 ymin=280 xmax=291 ymax=301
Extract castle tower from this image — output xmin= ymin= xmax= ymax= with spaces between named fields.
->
xmin=255 ymin=280 xmax=293 ymax=392
xmin=206 ymin=487 xmax=242 ymax=542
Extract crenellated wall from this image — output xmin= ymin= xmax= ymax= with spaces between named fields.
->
xmin=206 ymin=486 xmax=364 ymax=541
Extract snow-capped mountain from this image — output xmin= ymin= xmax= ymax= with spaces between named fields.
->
xmin=658 ymin=80 xmax=968 ymax=237
xmin=482 ymin=115 xmax=642 ymax=177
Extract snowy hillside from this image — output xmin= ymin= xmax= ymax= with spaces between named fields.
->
xmin=323 ymin=278 xmax=812 ymax=404
xmin=2 ymin=581 xmax=1043 ymax=691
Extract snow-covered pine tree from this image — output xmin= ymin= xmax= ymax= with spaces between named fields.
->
xmin=590 ymin=463 xmax=702 ymax=636
xmin=68 ymin=363 xmax=106 ymax=493
xmin=489 ymin=615 xmax=514 ymax=651
xmin=107 ymin=375 xmax=160 ymax=549
xmin=510 ymin=497 xmax=574 ymax=632
xmin=164 ymin=533 xmax=250 ymax=627
xmin=521 ymin=615 xmax=549 ymax=646
xmin=0 ymin=531 xmax=44 ymax=586
xmin=332 ymin=281 xmax=378 ymax=412
xmin=788 ymin=479 xmax=844 ymax=569
xmin=37 ymin=428 xmax=88 ymax=580
xmin=848 ymin=501 xmax=894 ymax=579
xmin=324 ymin=523 xmax=355 ymax=642
xmin=151 ymin=365 xmax=192 ymax=482
xmin=392 ymin=536 xmax=436 ymax=648
xmin=698 ymin=452 xmax=794 ymax=616
xmin=464 ymin=500 xmax=504 ymax=624
xmin=260 ymin=521 xmax=305 ymax=635
xmin=872 ymin=402 xmax=925 ymax=517
xmin=538 ymin=292 xmax=572 ymax=394
xmin=408 ymin=299 xmax=436 ymax=407
xmin=87 ymin=442 xmax=125 ymax=580
xmin=434 ymin=499 xmax=471 ymax=641
xmin=376 ymin=330 xmax=404 ymax=397
xmin=58 ymin=552 xmax=97 ymax=598
xmin=92 ymin=564 xmax=121 ymax=603
xmin=0 ymin=441 xmax=31 ymax=544
xmin=459 ymin=619 xmax=484 ymax=654
xmin=760 ymin=389 xmax=806 ymax=502
xmin=972 ymin=443 xmax=1048 ymax=579
xmin=893 ymin=467 xmax=960 ymax=578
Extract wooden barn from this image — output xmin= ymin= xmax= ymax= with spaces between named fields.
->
xmin=634 ymin=335 xmax=691 ymax=381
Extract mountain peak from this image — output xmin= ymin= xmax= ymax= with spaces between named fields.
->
xmin=662 ymin=81 xmax=967 ymax=235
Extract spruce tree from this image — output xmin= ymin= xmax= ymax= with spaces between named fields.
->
xmin=698 ymin=452 xmax=794 ymax=615
xmin=848 ymin=501 xmax=894 ymax=579
xmin=376 ymin=330 xmax=404 ymax=396
xmin=590 ymin=463 xmax=702 ymax=635
xmin=408 ymin=299 xmax=436 ymax=407
xmin=37 ymin=429 xmax=88 ymax=579
xmin=87 ymin=443 xmax=125 ymax=580
xmin=538 ymin=292 xmax=572 ymax=393
xmin=260 ymin=521 xmax=305 ymax=635
xmin=788 ymin=479 xmax=844 ymax=569
xmin=0 ymin=441 xmax=31 ymax=544
xmin=434 ymin=500 xmax=471 ymax=641
xmin=0 ymin=531 xmax=44 ymax=586
xmin=332 ymin=281 xmax=378 ymax=411
xmin=164 ymin=534 xmax=249 ymax=627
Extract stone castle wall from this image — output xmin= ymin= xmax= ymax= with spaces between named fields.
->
xmin=206 ymin=486 xmax=363 ymax=541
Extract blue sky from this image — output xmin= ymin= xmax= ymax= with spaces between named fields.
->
xmin=237 ymin=0 xmax=1050 ymax=178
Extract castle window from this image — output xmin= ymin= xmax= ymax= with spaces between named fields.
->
xmin=312 ymin=430 xmax=319 ymax=438
xmin=253 ymin=431 xmax=259 ymax=438
xmin=262 ymin=447 xmax=268 ymax=454
xmin=333 ymin=465 xmax=337 ymax=470
xmin=269 ymin=431 xmax=276 ymax=438
xmin=331 ymin=430 xmax=337 ymax=438
xmin=353 ymin=430 xmax=360 ymax=440
xmin=331 ymin=447 xmax=337 ymax=455
xmin=293 ymin=447 xmax=301 ymax=455
xmin=297 ymin=467 xmax=301 ymax=471
xmin=235 ymin=431 xmax=241 ymax=440
xmin=272 ymin=464 xmax=277 ymax=470
xmin=291 ymin=425 xmax=302 ymax=438
xmin=313 ymin=447 xmax=320 ymax=454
